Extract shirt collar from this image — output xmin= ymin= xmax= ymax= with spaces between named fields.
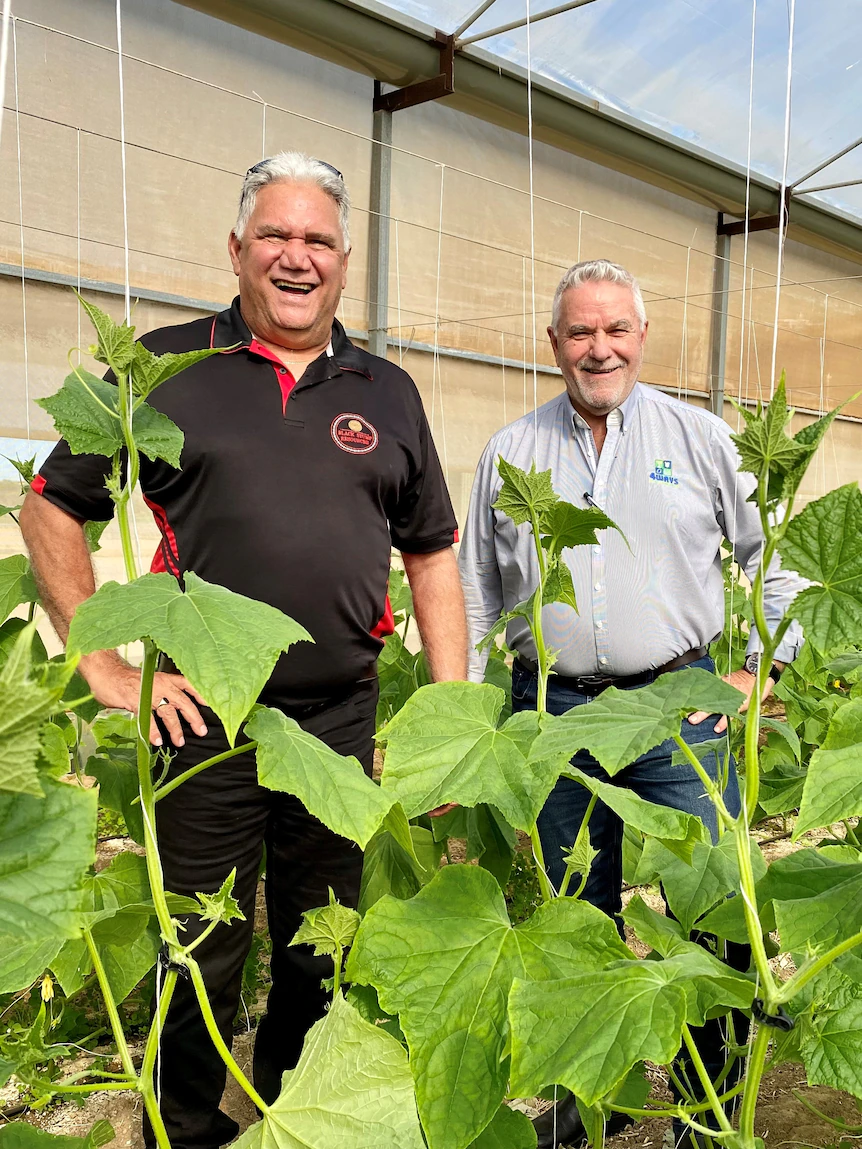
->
xmin=567 ymin=381 xmax=642 ymax=435
xmin=212 ymin=296 xmax=371 ymax=379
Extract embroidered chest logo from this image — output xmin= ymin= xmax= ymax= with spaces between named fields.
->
xmin=649 ymin=458 xmax=679 ymax=485
xmin=331 ymin=412 xmax=379 ymax=454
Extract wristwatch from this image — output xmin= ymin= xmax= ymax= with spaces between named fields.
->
xmin=744 ymin=652 xmax=782 ymax=683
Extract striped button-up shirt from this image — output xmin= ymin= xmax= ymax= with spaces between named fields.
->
xmin=458 ymin=383 xmax=805 ymax=682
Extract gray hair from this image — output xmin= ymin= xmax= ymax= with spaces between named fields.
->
xmin=552 ymin=259 xmax=646 ymax=331
xmin=234 ymin=151 xmax=351 ymax=251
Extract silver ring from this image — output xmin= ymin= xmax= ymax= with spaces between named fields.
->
xmin=155 ymin=698 xmax=170 ymax=709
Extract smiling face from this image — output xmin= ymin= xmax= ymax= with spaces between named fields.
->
xmin=228 ymin=180 xmax=349 ymax=352
xmin=548 ymin=281 xmax=648 ymax=418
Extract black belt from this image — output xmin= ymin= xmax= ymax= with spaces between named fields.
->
xmin=515 ymin=646 xmax=708 ymax=695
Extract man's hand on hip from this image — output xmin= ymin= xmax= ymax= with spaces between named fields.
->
xmin=82 ymin=654 xmax=208 ymax=748
xmin=689 ymin=667 xmax=775 ymax=735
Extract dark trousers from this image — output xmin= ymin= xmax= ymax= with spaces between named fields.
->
xmin=511 ymin=657 xmax=749 ymax=1132
xmin=144 ymin=678 xmax=378 ymax=1149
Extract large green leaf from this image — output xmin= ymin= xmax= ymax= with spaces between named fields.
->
xmin=799 ymin=971 xmax=862 ymax=1099
xmin=232 ymin=993 xmax=424 ymax=1149
xmin=67 ymin=572 xmax=311 ymax=745
xmin=466 ymin=1106 xmax=536 ymax=1149
xmin=378 ymin=683 xmax=571 ymax=831
xmin=638 ymin=834 xmax=765 ymax=933
xmin=346 ymin=864 xmax=630 ymax=1149
xmin=493 ymin=458 xmax=558 ymax=527
xmin=130 ymin=342 xmax=223 ymax=400
xmin=247 ymin=707 xmax=396 ymax=848
xmin=565 ymin=768 xmax=707 ymax=864
xmin=780 ymin=484 xmax=862 ymax=651
xmin=51 ymin=854 xmax=167 ymax=1003
xmin=77 ymin=292 xmax=135 ymax=372
xmin=0 ymin=937 xmax=63 ymax=993
xmin=539 ymin=502 xmax=618 ymax=557
xmin=0 ymin=624 xmax=61 ymax=797
xmin=699 ymin=850 xmax=862 ymax=950
xmin=621 ymin=894 xmax=688 ymax=957
xmin=358 ymin=827 xmax=434 ymax=915
xmin=530 ymin=669 xmax=744 ymax=776
xmin=796 ymin=700 xmax=862 ymax=835
xmin=0 ymin=1120 xmax=115 ymax=1149
xmin=0 ymin=555 xmax=38 ymax=621
xmin=0 ymin=779 xmax=96 ymax=940
xmin=86 ymin=750 xmax=144 ymax=843
xmin=36 ymin=369 xmax=184 ymax=468
xmin=509 ymin=950 xmax=753 ymax=1106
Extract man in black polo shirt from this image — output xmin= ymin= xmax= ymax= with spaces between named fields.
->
xmin=20 ymin=152 xmax=467 ymax=1149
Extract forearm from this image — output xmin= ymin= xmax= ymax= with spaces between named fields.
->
xmin=401 ymin=547 xmax=468 ymax=681
xmin=18 ymin=492 xmax=124 ymax=678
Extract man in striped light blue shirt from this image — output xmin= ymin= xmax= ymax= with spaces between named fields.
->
xmin=458 ymin=258 xmax=806 ymax=1148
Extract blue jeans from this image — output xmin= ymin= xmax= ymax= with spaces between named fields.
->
xmin=511 ymin=655 xmax=742 ymax=917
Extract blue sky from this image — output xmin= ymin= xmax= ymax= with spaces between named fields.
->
xmin=372 ymin=0 xmax=862 ymax=220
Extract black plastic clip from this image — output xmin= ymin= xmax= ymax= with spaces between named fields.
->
xmin=158 ymin=945 xmax=191 ymax=980
xmin=752 ymin=998 xmax=795 ymax=1031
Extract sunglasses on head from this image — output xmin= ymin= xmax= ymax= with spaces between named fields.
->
xmin=245 ymin=158 xmax=343 ymax=181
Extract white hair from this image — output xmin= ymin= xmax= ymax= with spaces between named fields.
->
xmin=552 ymin=259 xmax=646 ymax=331
xmin=234 ymin=151 xmax=351 ymax=251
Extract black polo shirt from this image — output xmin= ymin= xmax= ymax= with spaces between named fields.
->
xmin=34 ymin=298 xmax=457 ymax=705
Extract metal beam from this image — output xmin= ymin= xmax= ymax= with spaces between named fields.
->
xmin=174 ymin=0 xmax=862 ymax=262
xmin=373 ymin=30 xmax=454 ymax=113
xmin=367 ymin=90 xmax=392 ymax=358
xmin=453 ymin=0 xmax=497 ymax=40
xmin=799 ymin=177 xmax=862 ymax=196
xmin=792 ymin=133 xmax=862 ymax=191
xmin=458 ymin=0 xmax=599 ymax=47
xmin=709 ymin=220 xmax=730 ymax=416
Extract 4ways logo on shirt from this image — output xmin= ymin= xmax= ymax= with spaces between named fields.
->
xmin=650 ymin=458 xmax=679 ymax=485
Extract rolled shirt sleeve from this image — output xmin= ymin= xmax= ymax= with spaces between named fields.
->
xmin=31 ymin=438 xmax=117 ymax=523
xmin=458 ymin=440 xmax=506 ymax=682
xmin=710 ymin=420 xmax=806 ymax=664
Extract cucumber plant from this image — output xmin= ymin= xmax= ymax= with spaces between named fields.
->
xmin=2 ymin=300 xmax=862 ymax=1149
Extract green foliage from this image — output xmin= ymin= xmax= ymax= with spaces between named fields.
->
xmin=508 ymin=948 xmax=754 ymax=1106
xmin=0 ymin=1123 xmax=114 ymax=1149
xmin=347 ymin=863 xmax=630 ymax=1149
xmin=196 ymin=868 xmax=245 ymax=926
xmin=68 ymin=572 xmax=311 ymax=745
xmin=249 ymin=707 xmax=398 ymax=848
xmin=37 ymin=369 xmax=185 ymax=469
xmin=466 ymin=1106 xmax=536 ymax=1149
xmin=0 ymin=778 xmax=97 ymax=944
xmin=291 ymin=888 xmax=360 ymax=958
xmin=378 ymin=682 xmax=573 ymax=831
xmin=531 ymin=668 xmax=744 ymax=775
xmin=430 ymin=803 xmax=517 ymax=886
xmin=781 ymin=484 xmax=862 ymax=651
xmin=493 ymin=458 xmax=559 ymax=527
xmin=796 ymin=700 xmax=862 ymax=834
xmin=0 ymin=555 xmax=38 ymax=622
xmin=233 ymin=993 xmax=424 ymax=1149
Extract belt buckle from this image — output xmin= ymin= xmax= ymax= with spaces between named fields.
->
xmin=576 ymin=674 xmax=610 ymax=691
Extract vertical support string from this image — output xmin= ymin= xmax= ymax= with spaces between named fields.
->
xmin=677 ymin=246 xmax=691 ymax=401
xmin=431 ymin=163 xmax=449 ymax=481
xmin=115 ymin=0 xmax=131 ymax=325
xmin=261 ymin=101 xmax=267 ymax=158
xmin=500 ymin=330 xmax=507 ymax=427
xmin=0 ymin=0 xmax=13 ymax=158
xmin=524 ymin=0 xmax=539 ymax=459
xmin=768 ymin=0 xmax=796 ymax=397
xmin=521 ymin=255 xmax=527 ymax=416
xmin=394 ymin=219 xmax=404 ymax=367
xmin=76 ymin=128 xmax=81 ymax=363
xmin=12 ymin=17 xmax=30 ymax=442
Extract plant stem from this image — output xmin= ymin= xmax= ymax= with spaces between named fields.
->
xmin=681 ymin=1023 xmax=733 ymax=1133
xmin=136 ymin=965 xmax=178 ymax=1144
xmin=185 ymin=956 xmax=268 ymax=1112
xmin=843 ymin=820 xmax=860 ymax=848
xmin=46 ymin=1080 xmax=136 ymax=1094
xmin=737 ymin=1025 xmax=770 ymax=1146
xmin=671 ymin=735 xmax=734 ymax=829
xmin=333 ymin=944 xmax=343 ymax=998
xmin=82 ymin=928 xmax=137 ymax=1081
xmin=153 ymin=742 xmax=258 ymax=802
xmin=529 ymin=824 xmax=555 ymax=903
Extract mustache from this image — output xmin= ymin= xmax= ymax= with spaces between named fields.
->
xmin=577 ymin=358 xmax=626 ymax=373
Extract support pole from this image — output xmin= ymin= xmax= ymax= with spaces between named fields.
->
xmin=709 ymin=216 xmax=730 ymax=417
xmin=367 ymin=86 xmax=392 ymax=360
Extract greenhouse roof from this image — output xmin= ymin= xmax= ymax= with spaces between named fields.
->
xmin=354 ymin=0 xmax=862 ymax=226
